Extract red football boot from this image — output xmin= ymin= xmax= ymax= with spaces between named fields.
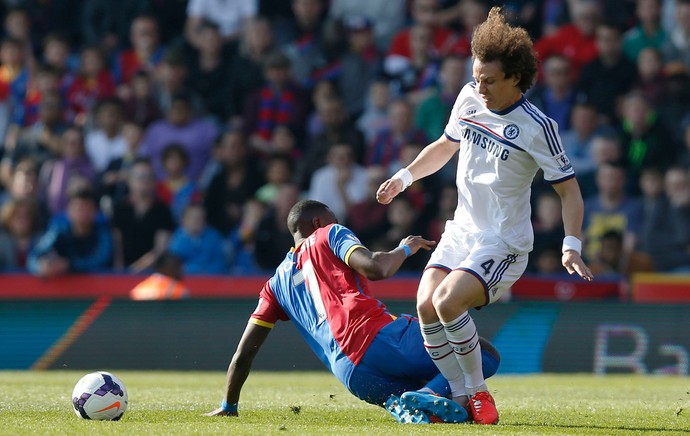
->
xmin=469 ymin=391 xmax=499 ymax=425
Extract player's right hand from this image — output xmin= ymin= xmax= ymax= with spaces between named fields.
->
xmin=376 ymin=178 xmax=403 ymax=204
xmin=399 ymin=235 xmax=436 ymax=255
xmin=203 ymin=408 xmax=239 ymax=417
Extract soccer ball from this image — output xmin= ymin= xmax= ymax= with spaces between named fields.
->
xmin=72 ymin=371 xmax=128 ymax=420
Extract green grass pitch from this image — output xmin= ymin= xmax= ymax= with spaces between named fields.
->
xmin=2 ymin=371 xmax=690 ymax=435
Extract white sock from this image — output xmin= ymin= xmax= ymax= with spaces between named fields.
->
xmin=442 ymin=312 xmax=486 ymax=396
xmin=420 ymin=321 xmax=466 ymax=397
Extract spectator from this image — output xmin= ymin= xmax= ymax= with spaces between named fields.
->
xmin=388 ymin=142 xmax=443 ymax=214
xmin=387 ymin=0 xmax=468 ymax=69
xmin=0 ymin=157 xmax=41 ymax=205
xmin=529 ymin=190 xmax=565 ymax=273
xmin=369 ymin=195 xmax=430 ymax=272
xmin=305 ymin=79 xmax=338 ymax=138
xmin=242 ymin=50 xmax=309 ymax=149
xmin=528 ymin=54 xmax=576 ymax=131
xmin=100 ymin=121 xmax=144 ymax=206
xmin=657 ymin=69 xmax=690 ymax=148
xmin=619 ymin=91 xmax=678 ymax=184
xmin=0 ymin=37 xmax=30 ymax=142
xmin=0 ymin=91 xmax=65 ymax=187
xmin=338 ymin=15 xmax=383 ymax=118
xmin=307 ymin=142 xmax=368 ymax=222
xmin=532 ymin=244 xmax=564 ymax=275
xmin=661 ymin=0 xmax=690 ymax=70
xmin=415 ymin=54 xmax=466 ymax=141
xmin=386 ymin=24 xmax=441 ymax=101
xmin=253 ymin=183 xmax=301 ymax=270
xmin=39 ymin=126 xmax=97 ymax=217
xmin=112 ymin=158 xmax=175 ymax=272
xmin=122 ymin=70 xmax=162 ymax=127
xmin=272 ymin=0 xmax=329 ymax=87
xmin=187 ymin=19 xmax=235 ymax=122
xmin=0 ymin=198 xmax=41 ymax=271
xmin=346 ymin=165 xmax=390 ymax=247
xmin=3 ymin=8 xmax=34 ymax=69
xmin=228 ymin=199 xmax=265 ymax=273
xmin=576 ymin=22 xmax=637 ymax=125
xmin=28 ymin=189 xmax=113 ymax=278
xmin=155 ymin=143 xmax=202 ymax=223
xmin=153 ymin=47 xmax=204 ymax=116
xmin=450 ymin=0 xmax=489 ymax=80
xmin=588 ymin=229 xmax=655 ymax=276
xmin=366 ymin=98 xmax=428 ymax=170
xmin=114 ymin=15 xmax=164 ymax=87
xmin=130 ymin=252 xmax=189 ymax=300
xmin=559 ymin=100 xmax=599 ymax=175
xmin=328 ymin=0 xmax=406 ymax=50
xmin=577 ymin=130 xmax=625 ymax=199
xmin=185 ymin=0 xmax=257 ymax=46
xmin=146 ymin=0 xmax=189 ymax=46
xmin=582 ymin=161 xmax=643 ymax=261
xmin=533 ymin=0 xmax=600 ymax=81
xmin=633 ymin=47 xmax=667 ymax=105
xmin=81 ymin=0 xmax=150 ymax=54
xmin=168 ymin=204 xmax=227 ymax=274
xmin=85 ymin=98 xmax=127 ymax=173
xmin=426 ymin=181 xmax=458 ymax=243
xmin=636 ymin=166 xmax=668 ymax=263
xmin=648 ymin=166 xmax=690 ymax=271
xmin=266 ymin=124 xmax=300 ymax=159
xmin=198 ymin=129 xmax=246 ymax=191
xmin=622 ymin=0 xmax=666 ymax=63
xmin=255 ymin=154 xmax=294 ymax=204
xmin=139 ymin=92 xmax=219 ymax=181
xmin=204 ymin=131 xmax=264 ymax=234
xmin=356 ymin=79 xmax=391 ymax=143
xmin=41 ymin=34 xmax=76 ymax=95
xmin=297 ymin=96 xmax=365 ymax=190
xmin=66 ymin=45 xmax=117 ymax=125
xmin=227 ymin=16 xmax=275 ymax=124
xmin=11 ymin=64 xmax=61 ymax=130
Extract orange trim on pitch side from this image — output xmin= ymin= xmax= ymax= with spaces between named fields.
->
xmin=31 ymin=296 xmax=112 ymax=370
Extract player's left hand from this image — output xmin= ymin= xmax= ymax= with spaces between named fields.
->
xmin=562 ymin=251 xmax=593 ymax=281
xmin=376 ymin=178 xmax=403 ymax=204
xmin=203 ymin=408 xmax=238 ymax=417
xmin=399 ymin=235 xmax=436 ymax=255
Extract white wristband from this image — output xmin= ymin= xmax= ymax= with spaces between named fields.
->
xmin=392 ymin=168 xmax=413 ymax=191
xmin=562 ymin=236 xmax=582 ymax=255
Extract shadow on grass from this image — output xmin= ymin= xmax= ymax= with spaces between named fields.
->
xmin=505 ymin=422 xmax=690 ymax=433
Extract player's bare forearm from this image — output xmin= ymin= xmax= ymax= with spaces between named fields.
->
xmin=222 ymin=323 xmax=271 ymax=407
xmin=552 ymin=178 xmax=584 ymax=239
xmin=552 ymin=178 xmax=593 ymax=281
xmin=376 ymin=135 xmax=457 ymax=204
xmin=406 ymin=135 xmax=458 ymax=180
xmin=348 ymin=236 xmax=436 ymax=280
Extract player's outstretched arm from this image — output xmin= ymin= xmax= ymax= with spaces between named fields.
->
xmin=376 ymin=135 xmax=457 ymax=204
xmin=205 ymin=322 xmax=271 ymax=417
xmin=552 ymin=178 xmax=594 ymax=281
xmin=347 ymin=235 xmax=436 ymax=280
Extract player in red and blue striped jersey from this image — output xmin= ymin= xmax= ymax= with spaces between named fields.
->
xmin=206 ymin=200 xmax=500 ymax=423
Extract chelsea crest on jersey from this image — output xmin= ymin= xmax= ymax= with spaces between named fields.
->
xmin=443 ymin=82 xmax=575 ymax=254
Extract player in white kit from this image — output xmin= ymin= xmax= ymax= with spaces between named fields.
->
xmin=376 ymin=7 xmax=593 ymax=425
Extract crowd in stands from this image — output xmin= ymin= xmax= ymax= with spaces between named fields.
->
xmin=0 ymin=0 xmax=690 ymax=280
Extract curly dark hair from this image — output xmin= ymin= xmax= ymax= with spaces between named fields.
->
xmin=471 ymin=7 xmax=538 ymax=93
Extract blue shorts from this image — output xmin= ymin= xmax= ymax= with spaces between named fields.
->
xmin=346 ymin=316 xmax=499 ymax=406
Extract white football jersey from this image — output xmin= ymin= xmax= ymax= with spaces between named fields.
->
xmin=443 ymin=82 xmax=575 ymax=254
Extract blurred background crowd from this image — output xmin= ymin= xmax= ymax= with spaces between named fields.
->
xmin=0 ymin=0 xmax=688 ymax=280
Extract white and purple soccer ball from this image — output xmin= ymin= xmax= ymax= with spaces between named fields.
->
xmin=72 ymin=371 xmax=128 ymax=420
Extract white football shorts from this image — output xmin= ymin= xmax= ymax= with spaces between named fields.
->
xmin=426 ymin=219 xmax=528 ymax=306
